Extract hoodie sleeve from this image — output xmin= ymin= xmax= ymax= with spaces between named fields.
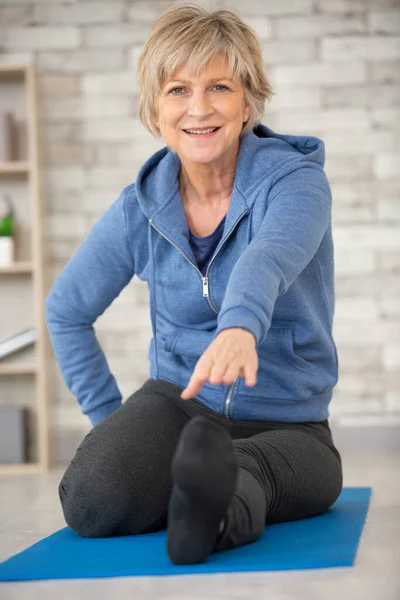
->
xmin=214 ymin=164 xmax=332 ymax=346
xmin=45 ymin=189 xmax=135 ymax=426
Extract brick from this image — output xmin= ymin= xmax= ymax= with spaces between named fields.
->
xmin=325 ymin=130 xmax=400 ymax=154
xmin=40 ymin=98 xmax=84 ymax=121
xmin=1 ymin=27 xmax=80 ymax=50
xmin=333 ymin=225 xmax=400 ymax=250
xmin=333 ymin=322 xmax=400 ymax=345
xmin=382 ymin=345 xmax=400 ymax=370
xmin=47 ymin=213 xmax=86 ymax=240
xmin=379 ymin=250 xmax=400 ymax=272
xmin=42 ymin=141 xmax=84 ymax=166
xmin=96 ymin=304 xmax=151 ymax=332
xmin=370 ymin=61 xmax=400 ymax=84
xmin=218 ymin=0 xmax=314 ymax=15
xmin=373 ymin=153 xmax=400 ymax=180
xmin=336 ymin=415 xmax=400 ymax=427
xmin=41 ymin=121 xmax=82 ymax=146
xmin=0 ymin=52 xmax=34 ymax=65
xmin=269 ymin=62 xmax=367 ymax=86
xmin=267 ymin=87 xmax=321 ymax=109
xmin=335 ymin=298 xmax=379 ymax=321
xmin=322 ymin=36 xmax=400 ymax=62
xmin=377 ymin=200 xmax=400 ymax=223
xmin=275 ymin=14 xmax=365 ymax=39
xmin=262 ymin=40 xmax=317 ymax=63
xmin=39 ymin=75 xmax=81 ymax=99
xmin=336 ymin=274 xmax=400 ymax=297
xmin=52 ymin=404 xmax=89 ymax=432
xmin=83 ymin=189 xmax=122 ymax=213
xmin=322 ymin=84 xmax=400 ymax=108
xmin=332 ymin=202 xmax=374 ymax=223
xmin=82 ymin=72 xmax=138 ymax=95
xmin=127 ymin=0 xmax=215 ymax=21
xmin=384 ymin=390 xmax=400 ymax=412
xmin=0 ymin=6 xmax=34 ymax=26
xmin=334 ymin=249 xmax=377 ymax=275
xmin=45 ymin=190 xmax=84 ymax=213
xmin=88 ymin=142 xmax=139 ymax=165
xmin=83 ymin=96 xmax=133 ymax=118
xmin=316 ymin=0 xmax=366 ymax=13
xmin=83 ymin=23 xmax=150 ymax=47
xmin=243 ymin=17 xmax=274 ymax=41
xmin=83 ymin=118 xmax=137 ymax=142
xmin=379 ymin=299 xmax=400 ymax=320
xmin=268 ymin=108 xmax=369 ymax=133
xmin=331 ymin=181 xmax=374 ymax=203
xmin=34 ymin=2 xmax=124 ymax=25
xmin=44 ymin=167 xmax=85 ymax=192
xmin=325 ymin=154 xmax=372 ymax=181
xmin=335 ymin=373 xmax=384 ymax=399
xmin=85 ymin=167 xmax=135 ymax=189
xmin=37 ymin=49 xmax=124 ymax=73
xmin=367 ymin=11 xmax=400 ymax=34
xmin=330 ymin=399 xmax=382 ymax=416
xmin=371 ymin=108 xmax=400 ymax=127
xmin=336 ymin=347 xmax=381 ymax=371
xmin=48 ymin=240 xmax=81 ymax=262
xmin=40 ymin=122 xmax=83 ymax=165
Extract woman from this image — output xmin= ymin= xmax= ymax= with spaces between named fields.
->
xmin=46 ymin=4 xmax=343 ymax=566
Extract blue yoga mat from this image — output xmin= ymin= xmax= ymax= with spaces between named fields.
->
xmin=0 ymin=487 xmax=371 ymax=581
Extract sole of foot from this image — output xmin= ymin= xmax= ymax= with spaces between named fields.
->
xmin=167 ymin=415 xmax=238 ymax=565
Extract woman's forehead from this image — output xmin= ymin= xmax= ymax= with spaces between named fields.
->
xmin=162 ymin=53 xmax=237 ymax=82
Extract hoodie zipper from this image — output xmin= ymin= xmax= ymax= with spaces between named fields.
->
xmin=149 ymin=209 xmax=249 ymax=314
xmin=149 ymin=208 xmax=249 ymax=418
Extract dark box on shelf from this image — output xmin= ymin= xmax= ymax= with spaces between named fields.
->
xmin=0 ymin=404 xmax=26 ymax=463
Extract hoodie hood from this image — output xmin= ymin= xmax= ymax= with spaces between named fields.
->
xmin=134 ymin=123 xmax=325 ymax=222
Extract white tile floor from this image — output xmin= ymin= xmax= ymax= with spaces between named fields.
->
xmin=0 ymin=447 xmax=399 ymax=599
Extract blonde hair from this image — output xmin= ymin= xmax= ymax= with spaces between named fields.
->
xmin=137 ymin=3 xmax=275 ymax=138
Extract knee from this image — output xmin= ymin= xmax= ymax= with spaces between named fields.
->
xmin=58 ymin=468 xmax=130 ymax=538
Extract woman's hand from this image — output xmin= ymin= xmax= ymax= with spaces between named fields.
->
xmin=180 ymin=327 xmax=258 ymax=399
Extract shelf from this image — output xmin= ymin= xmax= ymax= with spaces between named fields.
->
xmin=0 ymin=161 xmax=30 ymax=178
xmin=0 ymin=363 xmax=37 ymax=375
xmin=0 ymin=62 xmax=50 ymax=474
xmin=0 ymin=262 xmax=34 ymax=274
xmin=0 ymin=463 xmax=43 ymax=475
xmin=0 ymin=64 xmax=27 ymax=81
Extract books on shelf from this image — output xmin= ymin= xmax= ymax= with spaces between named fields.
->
xmin=0 ymin=328 xmax=36 ymax=360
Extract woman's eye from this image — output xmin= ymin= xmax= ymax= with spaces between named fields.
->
xmin=169 ymin=85 xmax=228 ymax=95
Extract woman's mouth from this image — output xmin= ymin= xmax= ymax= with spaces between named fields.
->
xmin=183 ymin=127 xmax=222 ymax=138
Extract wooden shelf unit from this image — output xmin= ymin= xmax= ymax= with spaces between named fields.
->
xmin=0 ymin=64 xmax=50 ymax=474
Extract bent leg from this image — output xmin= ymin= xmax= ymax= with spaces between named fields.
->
xmin=215 ymin=426 xmax=343 ymax=552
xmin=58 ymin=379 xmax=190 ymax=538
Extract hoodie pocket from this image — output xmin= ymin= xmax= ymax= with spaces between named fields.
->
xmin=281 ymin=326 xmax=322 ymax=375
xmin=161 ymin=328 xmax=214 ymax=359
xmin=237 ymin=325 xmax=328 ymax=400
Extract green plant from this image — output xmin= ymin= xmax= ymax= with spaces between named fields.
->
xmin=0 ymin=194 xmax=14 ymax=237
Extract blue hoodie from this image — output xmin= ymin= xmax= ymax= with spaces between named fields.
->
xmin=45 ymin=124 xmax=339 ymax=427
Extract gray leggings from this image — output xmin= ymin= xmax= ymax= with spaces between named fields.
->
xmin=59 ymin=378 xmax=343 ymax=552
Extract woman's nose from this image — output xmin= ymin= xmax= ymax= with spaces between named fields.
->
xmin=187 ymin=90 xmax=213 ymax=117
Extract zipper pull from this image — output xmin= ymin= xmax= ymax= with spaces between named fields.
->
xmin=202 ymin=276 xmax=209 ymax=297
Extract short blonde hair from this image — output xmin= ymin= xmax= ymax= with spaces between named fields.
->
xmin=137 ymin=3 xmax=275 ymax=138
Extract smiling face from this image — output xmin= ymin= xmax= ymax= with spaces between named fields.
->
xmin=157 ymin=54 xmax=250 ymax=166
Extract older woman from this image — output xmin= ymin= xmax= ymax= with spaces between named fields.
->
xmin=46 ymin=4 xmax=343 ymax=566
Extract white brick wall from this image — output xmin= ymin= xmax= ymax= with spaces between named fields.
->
xmin=1 ymin=0 xmax=398 ymax=434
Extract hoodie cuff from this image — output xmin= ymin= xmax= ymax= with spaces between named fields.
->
xmin=215 ymin=307 xmax=263 ymax=346
xmin=87 ymin=399 xmax=122 ymax=427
